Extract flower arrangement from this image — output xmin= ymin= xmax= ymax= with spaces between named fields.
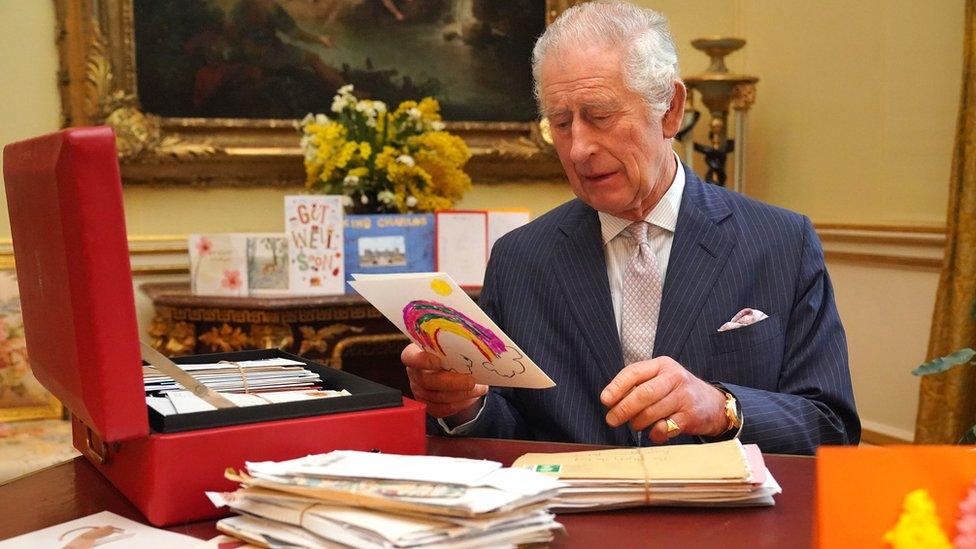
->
xmin=300 ymin=85 xmax=472 ymax=214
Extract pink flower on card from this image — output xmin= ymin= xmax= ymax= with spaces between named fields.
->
xmin=221 ymin=270 xmax=242 ymax=291
xmin=196 ymin=237 xmax=213 ymax=256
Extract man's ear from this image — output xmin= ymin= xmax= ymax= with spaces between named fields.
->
xmin=661 ymin=81 xmax=687 ymax=139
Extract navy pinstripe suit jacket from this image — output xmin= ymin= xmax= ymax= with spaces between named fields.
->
xmin=441 ymin=165 xmax=860 ymax=455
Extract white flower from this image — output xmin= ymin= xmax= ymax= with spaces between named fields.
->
xmin=407 ymin=107 xmax=422 ymax=120
xmin=360 ymin=194 xmax=370 ymax=205
xmin=355 ymin=101 xmax=368 ymax=112
xmin=343 ymin=175 xmax=359 ymax=187
xmin=377 ymin=191 xmax=396 ymax=205
xmin=315 ymin=113 xmax=330 ymax=125
xmin=405 ymin=196 xmax=418 ymax=208
xmin=341 ymin=195 xmax=354 ymax=207
xmin=374 ymin=101 xmax=387 ymax=112
xmin=338 ymin=84 xmax=354 ymax=96
xmin=301 ymin=113 xmax=314 ymax=126
xmin=365 ymin=117 xmax=377 ymax=128
xmin=431 ymin=121 xmax=445 ymax=131
xmin=331 ymin=97 xmax=345 ymax=113
xmin=301 ymin=136 xmax=317 ymax=161
xmin=396 ymin=154 xmax=415 ymax=167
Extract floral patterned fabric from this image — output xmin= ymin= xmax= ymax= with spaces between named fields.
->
xmin=0 ymin=271 xmax=53 ymax=412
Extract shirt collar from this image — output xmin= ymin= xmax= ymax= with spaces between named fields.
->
xmin=598 ymin=152 xmax=685 ymax=246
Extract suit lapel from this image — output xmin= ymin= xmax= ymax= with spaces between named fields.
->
xmin=654 ymin=167 xmax=735 ymax=360
xmin=553 ymin=201 xmax=624 ymax=382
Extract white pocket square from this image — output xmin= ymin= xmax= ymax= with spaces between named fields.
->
xmin=717 ymin=308 xmax=769 ymax=332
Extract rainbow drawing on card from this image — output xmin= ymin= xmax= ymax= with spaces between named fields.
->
xmin=402 ymin=300 xmax=507 ymax=362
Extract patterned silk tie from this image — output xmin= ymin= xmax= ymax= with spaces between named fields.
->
xmin=620 ymin=221 xmax=664 ymax=367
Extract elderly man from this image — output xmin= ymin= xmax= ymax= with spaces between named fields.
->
xmin=402 ymin=1 xmax=859 ymax=455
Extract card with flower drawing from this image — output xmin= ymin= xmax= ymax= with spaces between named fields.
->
xmin=189 ymin=234 xmax=248 ymax=297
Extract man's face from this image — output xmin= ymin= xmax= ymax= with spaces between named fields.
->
xmin=540 ymin=44 xmax=682 ymax=220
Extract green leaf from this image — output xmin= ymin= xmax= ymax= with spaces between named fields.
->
xmin=959 ymin=424 xmax=976 ymax=444
xmin=911 ymin=348 xmax=976 ymax=376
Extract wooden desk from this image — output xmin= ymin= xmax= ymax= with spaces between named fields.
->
xmin=0 ymin=437 xmax=814 ymax=548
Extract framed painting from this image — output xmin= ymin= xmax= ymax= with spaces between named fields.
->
xmin=55 ymin=0 xmax=581 ymax=186
xmin=0 ymin=267 xmax=62 ymax=422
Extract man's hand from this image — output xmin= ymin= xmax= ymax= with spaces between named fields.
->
xmin=601 ymin=356 xmax=728 ymax=443
xmin=402 ymin=343 xmax=487 ymax=421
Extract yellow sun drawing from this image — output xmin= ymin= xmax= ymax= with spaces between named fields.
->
xmin=430 ymin=278 xmax=452 ymax=296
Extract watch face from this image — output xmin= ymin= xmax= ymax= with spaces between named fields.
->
xmin=726 ymin=395 xmax=742 ymax=429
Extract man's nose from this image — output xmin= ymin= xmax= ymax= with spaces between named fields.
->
xmin=568 ymin=121 xmax=597 ymax=165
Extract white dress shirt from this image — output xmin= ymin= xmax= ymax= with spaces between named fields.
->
xmin=599 ymin=153 xmax=685 ymax=337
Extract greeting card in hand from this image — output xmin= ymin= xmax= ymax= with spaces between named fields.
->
xmin=285 ymin=196 xmax=344 ymax=295
xmin=349 ymin=273 xmax=555 ymax=389
xmin=189 ymin=234 xmax=248 ymax=296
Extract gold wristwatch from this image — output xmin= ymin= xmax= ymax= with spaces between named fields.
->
xmin=722 ymin=391 xmax=742 ymax=433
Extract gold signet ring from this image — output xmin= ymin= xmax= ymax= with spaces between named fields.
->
xmin=665 ymin=418 xmax=681 ymax=438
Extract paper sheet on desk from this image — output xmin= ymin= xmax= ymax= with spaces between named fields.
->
xmin=349 ymin=272 xmax=555 ymax=389
xmin=0 ymin=511 xmax=199 ymax=548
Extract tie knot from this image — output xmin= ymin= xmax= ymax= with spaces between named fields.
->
xmin=625 ymin=221 xmax=650 ymax=246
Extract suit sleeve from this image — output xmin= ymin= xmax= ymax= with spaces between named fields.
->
xmin=427 ymin=240 xmax=532 ymax=439
xmin=720 ymin=216 xmax=861 ymax=454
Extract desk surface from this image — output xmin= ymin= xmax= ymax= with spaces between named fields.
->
xmin=0 ymin=437 xmax=814 ymax=548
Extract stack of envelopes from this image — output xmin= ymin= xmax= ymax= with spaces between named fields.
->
xmin=144 ymin=357 xmax=349 ymax=415
xmin=144 ymin=357 xmax=322 ymax=394
xmin=512 ymin=439 xmax=781 ymax=511
xmin=208 ymin=450 xmax=565 ymax=548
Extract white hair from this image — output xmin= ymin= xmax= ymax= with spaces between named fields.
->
xmin=531 ymin=1 xmax=680 ymax=119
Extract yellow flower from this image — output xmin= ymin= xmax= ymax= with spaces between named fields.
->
xmin=417 ymin=97 xmax=441 ymax=121
xmin=409 ymin=131 xmax=471 ymax=167
xmin=393 ymin=100 xmax=418 ymax=118
xmin=299 ymin=85 xmax=472 ymax=212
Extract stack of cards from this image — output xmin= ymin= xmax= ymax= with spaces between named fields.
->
xmin=209 ymin=450 xmax=566 ymax=548
xmin=143 ymin=357 xmax=350 ymax=416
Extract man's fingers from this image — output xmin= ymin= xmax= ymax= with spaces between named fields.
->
xmin=410 ymin=384 xmax=487 ymax=404
xmin=401 ymin=344 xmax=442 ymax=371
xmin=601 ymin=360 xmax=661 ymax=406
xmin=649 ymin=411 xmax=690 ymax=444
xmin=627 ymin=390 xmax=680 ymax=432
xmin=406 ymin=366 xmax=477 ymax=392
xmin=605 ymin=372 xmax=678 ymax=427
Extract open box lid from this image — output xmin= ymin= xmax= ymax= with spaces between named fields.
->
xmin=2 ymin=126 xmax=148 ymax=442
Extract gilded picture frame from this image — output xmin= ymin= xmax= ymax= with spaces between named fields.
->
xmin=0 ymin=263 xmax=63 ymax=423
xmin=54 ymin=0 xmax=582 ymax=186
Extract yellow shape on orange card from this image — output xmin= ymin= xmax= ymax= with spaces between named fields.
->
xmin=816 ymin=446 xmax=976 ymax=548
xmin=883 ymin=489 xmax=951 ymax=549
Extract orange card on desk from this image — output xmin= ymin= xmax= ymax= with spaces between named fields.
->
xmin=816 ymin=445 xmax=976 ymax=548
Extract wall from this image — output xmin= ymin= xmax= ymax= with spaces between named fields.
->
xmin=0 ymin=0 xmax=965 ymax=442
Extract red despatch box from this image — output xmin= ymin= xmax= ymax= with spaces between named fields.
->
xmin=1 ymin=127 xmax=427 ymax=526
